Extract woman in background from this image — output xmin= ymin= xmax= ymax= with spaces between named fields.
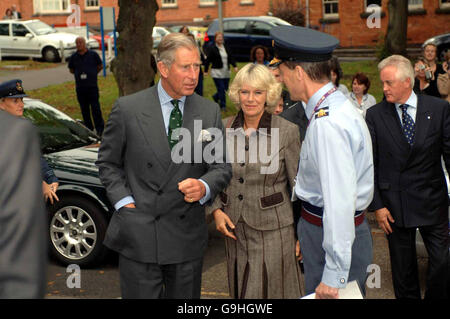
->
xmin=348 ymin=72 xmax=376 ymax=117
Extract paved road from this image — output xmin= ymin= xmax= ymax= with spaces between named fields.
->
xmin=44 ymin=215 xmax=429 ymax=299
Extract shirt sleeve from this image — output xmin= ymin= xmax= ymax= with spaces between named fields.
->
xmin=309 ymin=119 xmax=357 ymax=289
xmin=198 ymin=179 xmax=211 ymax=205
xmin=114 ymin=196 xmax=135 ymax=211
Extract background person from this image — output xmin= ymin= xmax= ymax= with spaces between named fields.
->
xmin=204 ymin=31 xmax=238 ymax=110
xmin=0 ymin=80 xmax=47 ymax=298
xmin=329 ymin=56 xmax=349 ymax=96
xmin=68 ymin=37 xmax=105 ymax=136
xmin=348 ymin=72 xmax=377 ymax=117
xmin=437 ymin=52 xmax=450 ymax=102
xmin=366 ymin=55 xmax=449 ymax=299
xmin=0 ymin=79 xmax=59 ymax=204
xmin=250 ymin=45 xmax=270 ymax=66
xmin=413 ymin=56 xmax=441 ymax=98
xmin=11 ymin=4 xmax=21 ymax=19
xmin=3 ymin=8 xmax=13 ymax=20
xmin=423 ymin=43 xmax=445 ymax=95
xmin=97 ymin=33 xmax=231 ymax=299
xmin=208 ymin=63 xmax=304 ymax=299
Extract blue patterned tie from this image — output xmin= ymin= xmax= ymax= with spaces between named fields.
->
xmin=400 ymin=104 xmax=415 ymax=145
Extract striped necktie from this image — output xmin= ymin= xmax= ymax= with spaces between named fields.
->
xmin=168 ymin=99 xmax=182 ymax=149
xmin=400 ymin=104 xmax=415 ymax=145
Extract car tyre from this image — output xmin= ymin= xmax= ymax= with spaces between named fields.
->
xmin=43 ymin=47 xmax=60 ymax=63
xmin=48 ymin=195 xmax=109 ymax=268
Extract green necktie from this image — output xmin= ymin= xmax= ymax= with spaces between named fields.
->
xmin=168 ymin=99 xmax=183 ymax=149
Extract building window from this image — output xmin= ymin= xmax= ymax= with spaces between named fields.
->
xmin=33 ymin=0 xmax=70 ymax=14
xmin=323 ymin=0 xmax=339 ymax=18
xmin=440 ymin=0 xmax=450 ymax=8
xmin=365 ymin=0 xmax=382 ymax=12
xmin=408 ymin=0 xmax=423 ymax=9
xmin=199 ymin=0 xmax=215 ymax=4
xmin=86 ymin=0 xmax=99 ymax=9
xmin=162 ymin=0 xmax=177 ymax=8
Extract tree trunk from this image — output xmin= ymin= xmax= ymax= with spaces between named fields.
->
xmin=384 ymin=0 xmax=408 ymax=57
xmin=112 ymin=0 xmax=159 ymax=97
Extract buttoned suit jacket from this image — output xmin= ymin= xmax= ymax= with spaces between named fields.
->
xmin=207 ymin=112 xmax=301 ymax=231
xmin=97 ymin=86 xmax=232 ymax=264
xmin=0 ymin=111 xmax=46 ymax=298
xmin=366 ymin=94 xmax=450 ymax=227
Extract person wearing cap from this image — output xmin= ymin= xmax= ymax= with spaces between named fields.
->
xmin=270 ymin=26 xmax=374 ymax=299
xmin=0 ymin=79 xmax=59 ymax=204
xmin=0 ymin=79 xmax=47 ymax=298
xmin=68 ymin=37 xmax=104 ymax=136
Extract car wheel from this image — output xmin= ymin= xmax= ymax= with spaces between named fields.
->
xmin=43 ymin=47 xmax=60 ymax=63
xmin=48 ymin=195 xmax=109 ymax=268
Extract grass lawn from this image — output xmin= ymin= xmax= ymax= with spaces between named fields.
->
xmin=27 ymin=60 xmax=382 ymax=122
xmin=0 ymin=58 xmax=60 ymax=76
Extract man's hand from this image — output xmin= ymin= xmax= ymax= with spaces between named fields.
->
xmin=315 ymin=282 xmax=339 ymax=299
xmin=124 ymin=203 xmax=136 ymax=209
xmin=213 ymin=209 xmax=236 ymax=240
xmin=375 ymin=207 xmax=395 ymax=234
xmin=178 ymin=178 xmax=206 ymax=203
xmin=296 ymin=240 xmax=302 ymax=261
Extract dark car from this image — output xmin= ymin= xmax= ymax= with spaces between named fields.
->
xmin=23 ymin=98 xmax=113 ymax=267
xmin=422 ymin=33 xmax=450 ymax=61
xmin=203 ymin=16 xmax=291 ymax=62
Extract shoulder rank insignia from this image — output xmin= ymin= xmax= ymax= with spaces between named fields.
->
xmin=315 ymin=107 xmax=329 ymax=119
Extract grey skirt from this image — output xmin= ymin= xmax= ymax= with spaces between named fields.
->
xmin=225 ymin=221 xmax=305 ymax=299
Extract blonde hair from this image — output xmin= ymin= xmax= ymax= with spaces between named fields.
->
xmin=378 ymin=55 xmax=415 ymax=88
xmin=228 ymin=63 xmax=282 ymax=113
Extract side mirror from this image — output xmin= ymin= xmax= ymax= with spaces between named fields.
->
xmin=25 ymin=33 xmax=34 ymax=39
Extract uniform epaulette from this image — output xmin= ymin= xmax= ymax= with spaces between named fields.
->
xmin=314 ymin=106 xmax=329 ymax=119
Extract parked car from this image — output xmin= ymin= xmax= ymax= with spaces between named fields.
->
xmin=203 ymin=16 xmax=291 ymax=62
xmin=22 ymin=97 xmax=113 ymax=267
xmin=0 ymin=20 xmax=98 ymax=62
xmin=152 ymin=26 xmax=171 ymax=49
xmin=422 ymin=33 xmax=450 ymax=62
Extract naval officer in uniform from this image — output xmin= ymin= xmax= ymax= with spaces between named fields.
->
xmin=270 ymin=26 xmax=374 ymax=299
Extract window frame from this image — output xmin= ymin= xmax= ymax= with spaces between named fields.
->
xmin=408 ymin=0 xmax=423 ymax=10
xmin=365 ymin=0 xmax=382 ymax=13
xmin=161 ymin=0 xmax=177 ymax=8
xmin=85 ymin=0 xmax=100 ymax=11
xmin=323 ymin=0 xmax=339 ymax=19
xmin=33 ymin=0 xmax=71 ymax=14
xmin=440 ymin=0 xmax=450 ymax=9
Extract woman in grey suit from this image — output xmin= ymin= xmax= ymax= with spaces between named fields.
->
xmin=208 ymin=63 xmax=304 ymax=299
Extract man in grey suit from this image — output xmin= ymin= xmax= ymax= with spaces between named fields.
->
xmin=97 ymin=33 xmax=232 ymax=299
xmin=0 ymin=80 xmax=47 ymax=298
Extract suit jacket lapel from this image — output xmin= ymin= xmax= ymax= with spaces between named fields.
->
xmin=136 ymin=86 xmax=172 ymax=171
xmin=408 ymin=94 xmax=432 ymax=160
xmin=380 ymin=102 xmax=410 ymax=151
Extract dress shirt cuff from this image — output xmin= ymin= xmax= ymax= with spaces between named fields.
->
xmin=321 ymin=265 xmax=349 ymax=289
xmin=199 ymin=179 xmax=211 ymax=205
xmin=114 ymin=196 xmax=135 ymax=211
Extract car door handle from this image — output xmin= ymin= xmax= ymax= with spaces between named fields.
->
xmin=13 ymin=38 xmax=18 ymax=41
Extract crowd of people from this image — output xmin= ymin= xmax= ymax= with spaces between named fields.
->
xmin=0 ymin=24 xmax=449 ymax=300
xmin=2 ymin=4 xmax=21 ymax=20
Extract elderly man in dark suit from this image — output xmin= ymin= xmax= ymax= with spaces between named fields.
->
xmin=97 ymin=33 xmax=232 ymax=299
xmin=366 ymin=55 xmax=449 ymax=299
xmin=0 ymin=80 xmax=47 ymax=298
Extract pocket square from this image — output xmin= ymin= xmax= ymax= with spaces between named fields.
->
xmin=197 ymin=129 xmax=212 ymax=142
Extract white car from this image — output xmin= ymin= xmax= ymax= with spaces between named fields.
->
xmin=0 ymin=19 xmax=99 ymax=62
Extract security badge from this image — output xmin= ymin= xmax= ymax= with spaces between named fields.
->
xmin=16 ymin=81 xmax=23 ymax=93
xmin=315 ymin=107 xmax=329 ymax=119
xmin=80 ymin=73 xmax=87 ymax=80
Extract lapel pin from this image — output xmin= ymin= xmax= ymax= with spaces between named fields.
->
xmin=427 ymin=116 xmax=431 ymax=120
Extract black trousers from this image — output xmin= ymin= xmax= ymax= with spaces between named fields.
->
xmin=76 ymin=86 xmax=104 ymax=136
xmin=118 ymin=254 xmax=203 ymax=299
xmin=387 ymin=221 xmax=449 ymax=299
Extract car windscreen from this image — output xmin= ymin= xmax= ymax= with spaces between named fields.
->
xmin=23 ymin=100 xmax=98 ymax=154
xmin=27 ymin=21 xmax=57 ymax=35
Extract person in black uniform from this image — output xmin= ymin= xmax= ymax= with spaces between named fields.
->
xmin=69 ymin=37 xmax=104 ymax=136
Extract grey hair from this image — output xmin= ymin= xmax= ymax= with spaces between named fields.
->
xmin=156 ymin=32 xmax=198 ymax=67
xmin=378 ymin=55 xmax=415 ymax=88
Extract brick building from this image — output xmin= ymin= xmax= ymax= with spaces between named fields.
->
xmin=0 ymin=0 xmax=448 ymax=48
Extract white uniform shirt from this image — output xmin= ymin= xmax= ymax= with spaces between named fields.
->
xmin=294 ymin=82 xmax=374 ymax=288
